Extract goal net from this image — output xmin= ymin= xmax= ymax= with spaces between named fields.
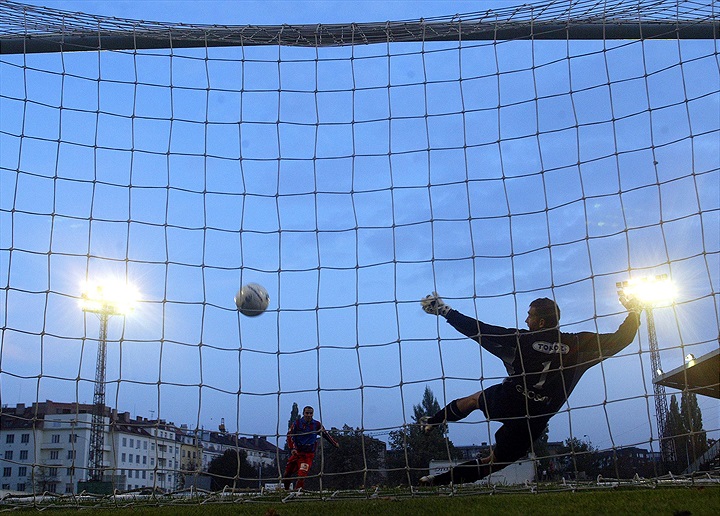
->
xmin=0 ymin=0 xmax=718 ymax=499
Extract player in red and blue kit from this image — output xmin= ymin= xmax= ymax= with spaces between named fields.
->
xmin=283 ymin=405 xmax=339 ymax=490
xmin=418 ymin=292 xmax=642 ymax=486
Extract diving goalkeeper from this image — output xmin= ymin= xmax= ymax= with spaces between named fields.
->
xmin=418 ymin=293 xmax=642 ymax=486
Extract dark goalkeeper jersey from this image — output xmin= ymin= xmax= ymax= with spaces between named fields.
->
xmin=444 ymin=310 xmax=641 ymax=415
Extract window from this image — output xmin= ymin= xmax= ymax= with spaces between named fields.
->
xmin=48 ymin=467 xmax=58 ymax=477
xmin=69 ymin=434 xmax=77 ymax=443
xmin=142 ymin=471 xmax=146 ymax=479
xmin=21 ymin=434 xmax=29 ymax=443
xmin=47 ymin=483 xmax=57 ymax=493
xmin=150 ymin=458 xmax=155 ymax=466
xmin=51 ymin=434 xmax=60 ymax=444
xmin=121 ymin=453 xmax=126 ymax=462
xmin=65 ymin=483 xmax=73 ymax=493
xmin=143 ymin=456 xmax=147 ymax=465
xmin=1 ymin=484 xmax=9 ymax=490
xmin=143 ymin=441 xmax=147 ymax=450
xmin=129 ymin=438 xmax=134 ymax=448
xmin=67 ymin=450 xmax=76 ymax=460
xmin=4 ymin=451 xmax=12 ymax=460
xmin=18 ymin=467 xmax=27 ymax=477
xmin=136 ymin=455 xmax=140 ymax=464
xmin=19 ymin=450 xmax=28 ymax=460
xmin=3 ymin=467 xmax=11 ymax=477
xmin=136 ymin=440 xmax=140 ymax=449
xmin=122 ymin=437 xmax=127 ymax=447
xmin=50 ymin=450 xmax=59 ymax=460
xmin=17 ymin=483 xmax=26 ymax=492
xmin=5 ymin=434 xmax=14 ymax=444
xmin=66 ymin=467 xmax=74 ymax=476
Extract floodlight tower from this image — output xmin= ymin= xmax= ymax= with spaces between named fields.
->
xmin=616 ymin=274 xmax=677 ymax=467
xmin=80 ymin=280 xmax=137 ymax=482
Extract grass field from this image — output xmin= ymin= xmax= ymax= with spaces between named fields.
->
xmin=4 ymin=485 xmax=719 ymax=515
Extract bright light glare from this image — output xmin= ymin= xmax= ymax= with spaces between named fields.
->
xmin=685 ymin=353 xmax=695 ymax=363
xmin=617 ymin=274 xmax=676 ymax=307
xmin=80 ymin=279 xmax=139 ymax=315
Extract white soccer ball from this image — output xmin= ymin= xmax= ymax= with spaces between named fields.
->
xmin=235 ymin=283 xmax=270 ymax=317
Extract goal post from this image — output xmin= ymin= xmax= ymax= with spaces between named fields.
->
xmin=1 ymin=0 xmax=719 ymax=54
xmin=0 ymin=0 xmax=718 ymax=497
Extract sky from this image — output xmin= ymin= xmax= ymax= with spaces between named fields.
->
xmin=1 ymin=0 xmax=718 ymax=458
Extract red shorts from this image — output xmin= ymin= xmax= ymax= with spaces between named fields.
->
xmin=283 ymin=451 xmax=315 ymax=489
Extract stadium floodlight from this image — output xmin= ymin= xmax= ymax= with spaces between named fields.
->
xmin=685 ymin=354 xmax=695 ymax=363
xmin=616 ymin=274 xmax=676 ymax=308
xmin=80 ymin=278 xmax=138 ymax=485
xmin=80 ymin=279 xmax=138 ymax=316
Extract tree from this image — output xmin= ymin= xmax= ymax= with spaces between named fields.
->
xmin=284 ymin=402 xmax=299 ymax=452
xmin=287 ymin=402 xmax=299 ymax=431
xmin=666 ymin=394 xmax=685 ymax=472
xmin=414 ymin=387 xmax=445 ymax=433
xmin=321 ymin=425 xmax=387 ymax=490
xmin=561 ymin=436 xmax=599 ymax=479
xmin=666 ymin=392 xmax=708 ymax=472
xmin=680 ymin=391 xmax=708 ymax=470
xmin=207 ymin=449 xmax=256 ymax=490
xmin=29 ymin=465 xmax=55 ymax=494
xmin=386 ymin=386 xmax=459 ymax=486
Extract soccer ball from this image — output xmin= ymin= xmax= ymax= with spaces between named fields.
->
xmin=235 ymin=283 xmax=270 ymax=317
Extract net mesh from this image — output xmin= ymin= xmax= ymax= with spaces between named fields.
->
xmin=0 ymin=0 xmax=718 ymax=504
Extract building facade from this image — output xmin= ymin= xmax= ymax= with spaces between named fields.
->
xmin=1 ymin=400 xmax=280 ymax=494
xmin=1 ymin=401 xmax=99 ymax=494
xmin=109 ymin=412 xmax=181 ymax=492
xmin=197 ymin=429 xmax=280 ymax=471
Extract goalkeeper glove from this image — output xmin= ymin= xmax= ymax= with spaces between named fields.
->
xmin=619 ymin=293 xmax=643 ymax=315
xmin=421 ymin=292 xmax=451 ymax=317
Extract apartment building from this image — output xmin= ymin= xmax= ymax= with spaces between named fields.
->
xmin=1 ymin=401 xmax=99 ymax=494
xmin=109 ymin=412 xmax=181 ymax=492
xmin=1 ymin=401 xmax=181 ymax=494
xmin=2 ymin=401 xmax=281 ymax=494
xmin=197 ymin=429 xmax=280 ymax=472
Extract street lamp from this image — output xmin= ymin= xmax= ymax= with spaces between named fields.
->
xmin=80 ymin=279 xmax=138 ymax=483
xmin=616 ymin=274 xmax=677 ymax=468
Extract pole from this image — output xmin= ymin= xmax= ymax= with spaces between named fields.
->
xmin=646 ymin=307 xmax=676 ymax=467
xmin=89 ymin=312 xmax=109 ymax=482
xmin=80 ymin=280 xmax=136 ymax=488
